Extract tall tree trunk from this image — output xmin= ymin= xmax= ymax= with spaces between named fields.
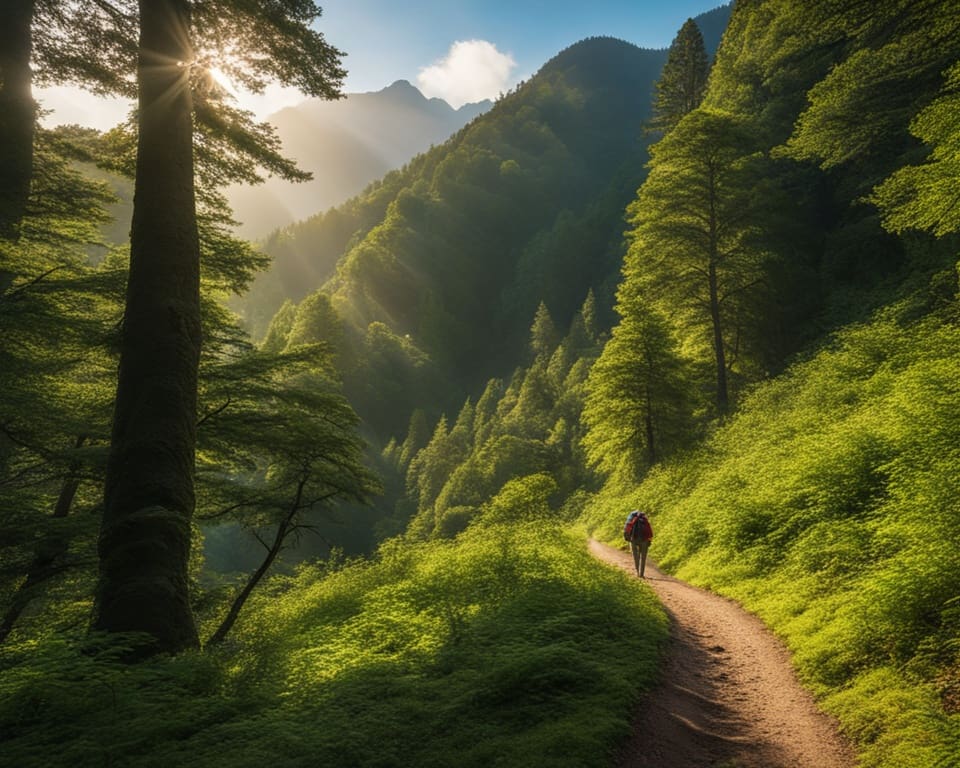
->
xmin=92 ymin=0 xmax=201 ymax=655
xmin=0 ymin=0 xmax=35 ymax=245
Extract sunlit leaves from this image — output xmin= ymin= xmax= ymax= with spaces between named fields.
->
xmin=785 ymin=0 xmax=960 ymax=185
xmin=871 ymin=63 xmax=960 ymax=238
xmin=624 ymin=107 xmax=773 ymax=414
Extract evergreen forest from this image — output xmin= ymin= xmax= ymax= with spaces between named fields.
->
xmin=2 ymin=1 xmax=959 ymax=766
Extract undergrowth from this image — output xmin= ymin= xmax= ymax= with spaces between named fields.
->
xmin=0 ymin=522 xmax=667 ymax=767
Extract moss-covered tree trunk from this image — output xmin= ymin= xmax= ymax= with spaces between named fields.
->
xmin=0 ymin=0 xmax=35 ymax=243
xmin=92 ymin=0 xmax=202 ymax=654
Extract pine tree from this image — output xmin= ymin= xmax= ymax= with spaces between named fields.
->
xmin=529 ymin=301 xmax=560 ymax=360
xmin=651 ymin=18 xmax=710 ymax=133
xmin=627 ymin=108 xmax=770 ymax=415
xmin=87 ymin=1 xmax=346 ymax=654
xmin=0 ymin=130 xmax=122 ymax=644
xmin=583 ymin=294 xmax=692 ymax=481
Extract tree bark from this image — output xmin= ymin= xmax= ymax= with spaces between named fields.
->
xmin=92 ymin=0 xmax=201 ymax=655
xmin=0 ymin=0 xmax=35 ymax=243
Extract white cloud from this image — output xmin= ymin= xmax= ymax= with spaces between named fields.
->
xmin=417 ymin=40 xmax=516 ymax=108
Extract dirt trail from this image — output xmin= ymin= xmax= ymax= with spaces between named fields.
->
xmin=589 ymin=539 xmax=855 ymax=768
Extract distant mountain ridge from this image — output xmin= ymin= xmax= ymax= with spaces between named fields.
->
xmin=226 ymin=81 xmax=492 ymax=238
xmin=240 ymin=8 xmax=733 ymax=380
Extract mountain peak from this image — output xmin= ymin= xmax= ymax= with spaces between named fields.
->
xmin=383 ymin=79 xmax=420 ymax=94
xmin=377 ymin=79 xmax=431 ymax=104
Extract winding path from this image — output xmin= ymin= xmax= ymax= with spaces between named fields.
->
xmin=588 ymin=539 xmax=855 ymax=768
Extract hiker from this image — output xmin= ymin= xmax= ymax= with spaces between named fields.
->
xmin=623 ymin=510 xmax=653 ymax=577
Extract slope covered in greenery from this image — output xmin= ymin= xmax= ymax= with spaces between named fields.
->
xmin=252 ymin=8 xmax=733 ymax=444
xmin=373 ymin=1 xmax=960 ymax=764
xmin=592 ymin=309 xmax=960 ymax=767
xmin=5 ymin=1 xmax=960 ymax=766
xmin=1 ymin=514 xmax=667 ymax=768
xmin=578 ymin=1 xmax=960 ymax=765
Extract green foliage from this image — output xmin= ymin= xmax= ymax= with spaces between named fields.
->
xmin=624 ymin=107 xmax=776 ymax=414
xmin=583 ymin=293 xmax=694 ymax=481
xmin=590 ymin=310 xmax=960 ymax=767
xmin=871 ymin=62 xmax=960 ymax=238
xmin=0 ymin=524 xmax=667 ymax=768
xmin=529 ymin=301 xmax=560 ymax=360
xmin=651 ymin=18 xmax=710 ymax=132
xmin=0 ymin=130 xmax=125 ymax=642
xmin=480 ymin=473 xmax=558 ymax=526
xmin=249 ymin=37 xmax=674 ymax=448
xmin=398 ymin=299 xmax=604 ymax=541
xmin=784 ymin=0 xmax=960 ymax=184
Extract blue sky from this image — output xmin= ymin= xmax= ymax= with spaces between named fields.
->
xmin=38 ymin=1 xmax=728 ymax=127
xmin=322 ymin=0 xmax=727 ymax=93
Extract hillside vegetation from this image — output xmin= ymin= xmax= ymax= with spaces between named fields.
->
xmin=251 ymin=36 xmax=673 ymax=433
xmin=371 ymin=1 xmax=960 ymax=764
xmin=1 ymin=515 xmax=666 ymax=768
xmin=577 ymin=1 xmax=960 ymax=765
xmin=4 ymin=0 xmax=960 ymax=766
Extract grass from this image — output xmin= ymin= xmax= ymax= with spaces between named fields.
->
xmin=0 ymin=521 xmax=667 ymax=767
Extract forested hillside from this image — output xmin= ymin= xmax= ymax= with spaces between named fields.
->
xmin=225 ymin=79 xmax=491 ymax=239
xmin=361 ymin=0 xmax=960 ymax=763
xmin=254 ymin=29 xmax=723 ymax=439
xmin=3 ymin=0 xmax=960 ymax=766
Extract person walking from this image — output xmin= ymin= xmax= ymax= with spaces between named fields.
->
xmin=623 ymin=510 xmax=654 ymax=577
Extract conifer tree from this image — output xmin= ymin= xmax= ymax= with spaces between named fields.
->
xmin=0 ymin=128 xmax=122 ymax=644
xmin=88 ymin=1 xmax=346 ymax=654
xmin=627 ymin=108 xmax=769 ymax=415
xmin=530 ymin=301 xmax=560 ymax=360
xmin=651 ymin=18 xmax=710 ymax=133
xmin=583 ymin=294 xmax=691 ymax=480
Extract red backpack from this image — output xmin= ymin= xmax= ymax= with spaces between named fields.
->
xmin=623 ymin=511 xmax=653 ymax=542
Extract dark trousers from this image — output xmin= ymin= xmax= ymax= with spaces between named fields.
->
xmin=631 ymin=539 xmax=650 ymax=576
